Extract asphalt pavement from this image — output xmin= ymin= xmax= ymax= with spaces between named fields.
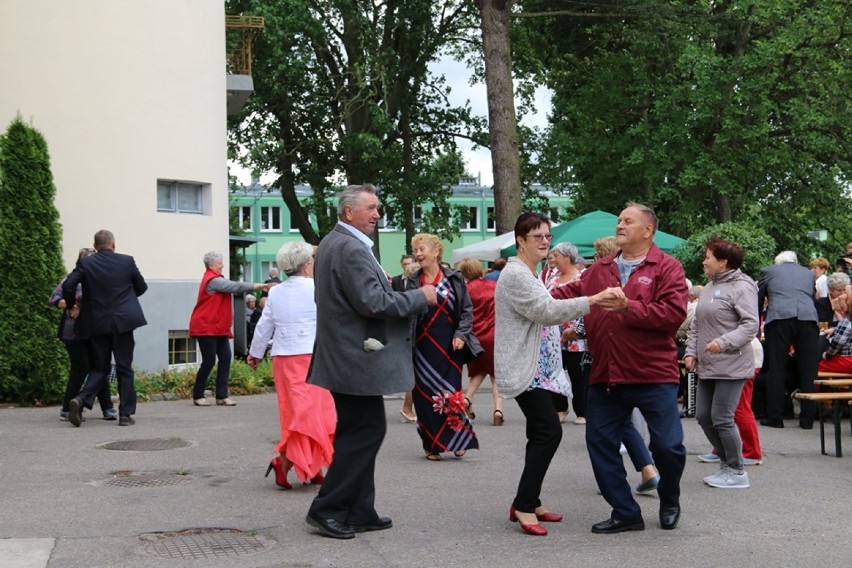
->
xmin=0 ymin=391 xmax=850 ymax=568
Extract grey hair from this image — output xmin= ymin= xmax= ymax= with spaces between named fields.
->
xmin=338 ymin=184 xmax=377 ymax=218
xmin=276 ymin=241 xmax=314 ymax=276
xmin=203 ymin=251 xmax=223 ymax=268
xmin=551 ymin=242 xmax=578 ymax=263
xmin=774 ymin=250 xmax=798 ymax=264
xmin=624 ymin=201 xmax=658 ymax=234
xmin=827 ymin=271 xmax=851 ymax=290
xmin=245 ymin=294 xmax=256 ymax=304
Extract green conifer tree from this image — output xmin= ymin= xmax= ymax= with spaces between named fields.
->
xmin=0 ymin=116 xmax=69 ymax=404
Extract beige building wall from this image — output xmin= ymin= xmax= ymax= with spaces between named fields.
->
xmin=0 ymin=0 xmax=230 ymax=370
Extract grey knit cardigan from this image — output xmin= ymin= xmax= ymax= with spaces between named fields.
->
xmin=494 ymin=257 xmax=590 ymax=399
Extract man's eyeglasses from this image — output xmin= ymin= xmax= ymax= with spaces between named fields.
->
xmin=525 ymin=234 xmax=553 ymax=243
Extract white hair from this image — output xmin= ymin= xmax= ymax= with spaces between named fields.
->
xmin=203 ymin=251 xmax=223 ymax=268
xmin=276 ymin=241 xmax=314 ymax=276
xmin=774 ymin=250 xmax=798 ymax=264
xmin=827 ymin=271 xmax=850 ymax=290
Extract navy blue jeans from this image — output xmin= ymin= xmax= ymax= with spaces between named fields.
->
xmin=586 ymin=383 xmax=685 ymax=521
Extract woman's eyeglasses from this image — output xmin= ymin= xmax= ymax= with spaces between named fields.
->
xmin=525 ymin=234 xmax=553 ymax=243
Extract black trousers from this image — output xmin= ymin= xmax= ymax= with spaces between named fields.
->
xmin=62 ymin=341 xmax=113 ymax=412
xmin=764 ymin=318 xmax=819 ymax=424
xmin=512 ymin=388 xmax=563 ymax=513
xmin=193 ymin=336 xmax=232 ymax=400
xmin=308 ymin=393 xmax=385 ymax=525
xmin=78 ymin=331 xmax=136 ymax=417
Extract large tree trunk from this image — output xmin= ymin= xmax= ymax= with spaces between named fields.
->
xmin=476 ymin=0 xmax=521 ymax=235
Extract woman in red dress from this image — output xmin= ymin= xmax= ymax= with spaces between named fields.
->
xmin=456 ymin=257 xmax=503 ymax=425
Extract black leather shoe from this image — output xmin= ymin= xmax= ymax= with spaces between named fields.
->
xmin=118 ymin=415 xmax=135 ymax=426
xmin=659 ymin=506 xmax=681 ymax=530
xmin=799 ymin=420 xmax=814 ymax=430
xmin=305 ymin=514 xmax=355 ymax=539
xmin=68 ymin=397 xmax=83 ymax=427
xmin=352 ymin=516 xmax=393 ymax=533
xmin=759 ymin=418 xmax=784 ymax=428
xmin=591 ymin=517 xmax=645 ymax=534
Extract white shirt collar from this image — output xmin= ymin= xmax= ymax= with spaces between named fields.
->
xmin=338 ymin=221 xmax=374 ymax=250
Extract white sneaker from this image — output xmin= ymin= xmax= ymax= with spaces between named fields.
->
xmin=704 ymin=467 xmax=750 ymax=489
xmin=743 ymin=457 xmax=763 ymax=466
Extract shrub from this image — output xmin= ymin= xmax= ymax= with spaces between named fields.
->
xmin=672 ymin=222 xmax=776 ymax=283
xmin=0 ymin=116 xmax=68 ymax=405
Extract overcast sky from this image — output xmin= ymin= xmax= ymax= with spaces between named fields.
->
xmin=229 ymin=56 xmax=552 ymax=188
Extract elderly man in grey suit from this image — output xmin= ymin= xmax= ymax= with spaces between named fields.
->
xmin=758 ymin=250 xmax=819 ymax=429
xmin=305 ymin=184 xmax=437 ymax=539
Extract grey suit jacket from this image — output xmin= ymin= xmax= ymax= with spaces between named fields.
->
xmin=307 ymin=224 xmax=428 ymax=395
xmin=757 ymin=262 xmax=818 ymax=325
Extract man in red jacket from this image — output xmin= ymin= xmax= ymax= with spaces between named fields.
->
xmin=552 ymin=203 xmax=687 ymax=534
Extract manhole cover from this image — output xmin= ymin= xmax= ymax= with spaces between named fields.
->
xmin=140 ymin=528 xmax=274 ymax=559
xmin=97 ymin=438 xmax=193 ymax=451
xmin=101 ymin=470 xmax=194 ymax=488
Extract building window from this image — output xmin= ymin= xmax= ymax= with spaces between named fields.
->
xmin=157 ymin=180 xmax=205 ymax=214
xmin=242 ymin=261 xmax=253 ymax=282
xmin=486 ymin=206 xmax=496 ymax=231
xmin=168 ymin=330 xmax=197 ymax=365
xmin=289 ymin=210 xmax=300 ymax=232
xmin=461 ymin=206 xmax=479 ymax=231
xmin=236 ymin=206 xmax=252 ymax=230
xmin=260 ymin=206 xmax=281 ymax=231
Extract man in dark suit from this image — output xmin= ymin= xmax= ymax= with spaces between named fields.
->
xmin=390 ymin=254 xmax=414 ymax=292
xmin=63 ymin=230 xmax=147 ymax=427
xmin=305 ymin=184 xmax=437 ymax=539
xmin=758 ymin=250 xmax=819 ymax=429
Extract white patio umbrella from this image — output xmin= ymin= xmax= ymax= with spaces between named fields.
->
xmin=450 ymin=231 xmax=517 ymax=264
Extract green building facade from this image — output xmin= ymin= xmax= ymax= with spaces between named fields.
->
xmin=230 ymin=176 xmax=572 ymax=281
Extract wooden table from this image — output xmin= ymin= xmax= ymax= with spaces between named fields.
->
xmin=794 ymin=391 xmax=852 ymax=457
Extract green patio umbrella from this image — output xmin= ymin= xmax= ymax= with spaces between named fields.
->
xmin=500 ymin=211 xmax=685 ymax=259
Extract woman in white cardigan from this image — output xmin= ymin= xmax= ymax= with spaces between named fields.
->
xmin=495 ymin=212 xmax=616 ymax=536
xmin=248 ymin=242 xmax=336 ymax=490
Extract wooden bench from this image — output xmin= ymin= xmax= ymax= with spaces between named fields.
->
xmin=794 ymin=392 xmax=852 ymax=457
xmin=817 ymin=372 xmax=852 ymax=380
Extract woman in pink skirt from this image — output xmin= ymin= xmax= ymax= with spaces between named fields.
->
xmin=248 ymin=242 xmax=335 ymax=489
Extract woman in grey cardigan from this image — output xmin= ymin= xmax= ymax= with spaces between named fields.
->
xmin=684 ymin=237 xmax=758 ymax=490
xmin=495 ymin=213 xmax=617 ymax=536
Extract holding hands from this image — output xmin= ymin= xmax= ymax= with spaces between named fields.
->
xmin=591 ymin=287 xmax=628 ymax=312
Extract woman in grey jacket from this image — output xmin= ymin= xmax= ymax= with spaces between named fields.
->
xmin=495 ymin=213 xmax=617 ymax=535
xmin=684 ymin=237 xmax=758 ymax=489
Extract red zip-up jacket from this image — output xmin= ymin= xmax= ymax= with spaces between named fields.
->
xmin=551 ymin=244 xmax=687 ymax=387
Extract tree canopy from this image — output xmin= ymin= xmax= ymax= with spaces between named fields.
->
xmin=517 ymin=0 xmax=852 ymax=259
xmin=227 ymin=0 xmax=482 ymax=252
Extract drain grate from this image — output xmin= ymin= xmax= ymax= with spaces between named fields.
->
xmin=98 ymin=437 xmax=192 ymax=451
xmin=140 ymin=528 xmax=273 ymax=559
xmin=102 ymin=470 xmax=193 ymax=488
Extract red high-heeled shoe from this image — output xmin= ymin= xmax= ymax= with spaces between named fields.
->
xmin=509 ymin=506 xmax=563 ymax=523
xmin=310 ymin=472 xmax=325 ymax=485
xmin=509 ymin=507 xmax=548 ymax=536
xmin=264 ymin=457 xmax=292 ymax=490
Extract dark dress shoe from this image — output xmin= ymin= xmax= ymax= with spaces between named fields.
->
xmin=68 ymin=397 xmax=83 ymax=427
xmin=118 ymin=415 xmax=135 ymax=426
xmin=352 ymin=516 xmax=393 ymax=533
xmin=305 ymin=514 xmax=355 ymax=539
xmin=591 ymin=517 xmax=645 ymax=534
xmin=799 ymin=420 xmax=814 ymax=430
xmin=759 ymin=418 xmax=784 ymax=428
xmin=659 ymin=506 xmax=681 ymax=530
